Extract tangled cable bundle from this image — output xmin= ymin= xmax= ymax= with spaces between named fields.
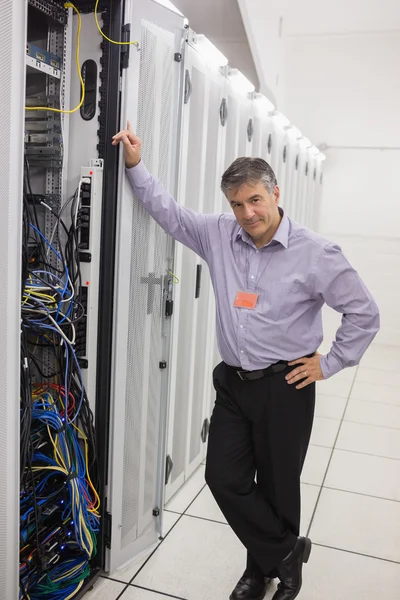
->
xmin=20 ymin=159 xmax=100 ymax=600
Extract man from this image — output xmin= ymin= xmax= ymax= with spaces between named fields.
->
xmin=112 ymin=124 xmax=379 ymax=600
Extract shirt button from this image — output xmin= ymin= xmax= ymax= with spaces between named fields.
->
xmin=240 ymin=325 xmax=244 ymax=329
xmin=250 ymin=276 xmax=255 ymax=280
xmin=240 ymin=350 xmax=244 ymax=354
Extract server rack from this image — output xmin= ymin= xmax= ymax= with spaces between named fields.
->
xmin=6 ymin=0 xmax=172 ymax=598
xmin=1 ymin=1 xmax=324 ymax=598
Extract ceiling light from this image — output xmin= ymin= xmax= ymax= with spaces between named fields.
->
xmin=228 ymin=68 xmax=255 ymax=94
xmin=193 ymin=34 xmax=228 ymax=68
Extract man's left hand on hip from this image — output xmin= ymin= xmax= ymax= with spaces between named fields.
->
xmin=286 ymin=353 xmax=325 ymax=389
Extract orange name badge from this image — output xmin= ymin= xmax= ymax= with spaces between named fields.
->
xmin=234 ymin=291 xmax=259 ymax=310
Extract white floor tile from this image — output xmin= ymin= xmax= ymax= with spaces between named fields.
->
xmin=317 ymin=377 xmax=353 ymax=398
xmin=162 ymin=509 xmax=182 ymax=535
xmin=185 ymin=483 xmax=319 ymax=536
xmin=361 ymin=349 xmax=399 ymax=372
xmin=310 ymin=417 xmax=341 ymax=448
xmin=165 ymin=465 xmax=206 ymax=513
xmin=110 ymin=546 xmax=157 ymax=584
xmin=325 ymin=449 xmax=400 ymax=501
xmin=133 ymin=515 xmax=246 ymax=600
xmin=121 ymin=586 xmax=172 ymax=599
xmin=83 ymin=578 xmax=125 ymax=600
xmin=109 ymin=512 xmax=181 ymax=583
xmin=301 ymin=445 xmax=332 ymax=486
xmin=309 ymin=488 xmax=400 ymax=562
xmin=351 ymin=380 xmax=400 ymax=406
xmin=363 ymin=343 xmax=400 ymax=361
xmin=356 ymin=366 xmax=400 ymax=388
xmin=332 ymin=366 xmax=357 ymax=382
xmin=345 ymin=399 xmax=400 ymax=429
xmin=315 ymin=394 xmax=347 ymax=419
xmin=300 ymin=484 xmax=320 ymax=535
xmin=299 ymin=544 xmax=400 ymax=600
xmin=337 ymin=421 xmax=400 ymax=459
xmin=186 ymin=486 xmax=226 ymax=524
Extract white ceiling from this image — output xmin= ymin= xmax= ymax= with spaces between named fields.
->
xmin=168 ymin=0 xmax=259 ymax=87
xmin=281 ymin=0 xmax=400 ymax=36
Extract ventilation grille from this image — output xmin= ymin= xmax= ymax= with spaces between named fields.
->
xmin=121 ymin=19 xmax=175 ymax=547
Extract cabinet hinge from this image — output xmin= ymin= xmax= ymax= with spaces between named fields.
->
xmin=120 ymin=24 xmax=131 ymax=70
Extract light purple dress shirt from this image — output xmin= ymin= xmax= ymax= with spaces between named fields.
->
xmin=126 ymin=162 xmax=380 ymax=379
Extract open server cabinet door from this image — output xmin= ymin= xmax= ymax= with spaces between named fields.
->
xmin=106 ymin=0 xmax=185 ymax=573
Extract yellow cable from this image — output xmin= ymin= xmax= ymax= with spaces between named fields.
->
xmin=71 ymin=422 xmax=101 ymax=512
xmin=25 ymin=3 xmax=84 ymax=113
xmin=27 ymin=291 xmax=58 ymax=305
xmin=94 ymin=0 xmax=139 ymax=46
xmin=169 ymin=270 xmax=180 ymax=284
xmin=63 ymin=579 xmax=84 ymax=599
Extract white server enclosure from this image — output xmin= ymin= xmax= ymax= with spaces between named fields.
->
xmin=106 ymin=0 xmax=185 ymax=573
xmin=4 ymin=0 xmax=325 ymax=598
xmin=14 ymin=1 xmax=134 ymax=598
xmin=165 ymin=34 xmax=227 ymax=500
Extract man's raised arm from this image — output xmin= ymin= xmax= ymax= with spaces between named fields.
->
xmin=112 ymin=123 xmax=219 ymax=260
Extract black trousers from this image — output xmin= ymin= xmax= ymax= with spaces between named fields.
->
xmin=205 ymin=362 xmax=315 ymax=579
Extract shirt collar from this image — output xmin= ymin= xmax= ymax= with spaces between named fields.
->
xmin=236 ymin=208 xmax=289 ymax=249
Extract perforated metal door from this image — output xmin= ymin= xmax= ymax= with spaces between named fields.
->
xmin=293 ymin=149 xmax=307 ymax=223
xmin=188 ymin=63 xmax=223 ymax=471
xmin=238 ymin=97 xmax=251 ymax=158
xmin=261 ymin=116 xmax=273 ymax=163
xmin=167 ymin=57 xmax=206 ymax=495
xmin=107 ymin=0 xmax=184 ymax=573
xmin=251 ymin=115 xmax=262 ymax=158
xmin=224 ymin=91 xmax=239 ymax=170
xmin=165 ymin=46 xmax=226 ymax=500
xmin=283 ymin=137 xmax=300 ymax=218
xmin=0 ymin=1 xmax=26 ymax=597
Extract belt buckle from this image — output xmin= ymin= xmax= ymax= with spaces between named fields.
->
xmin=237 ymin=370 xmax=247 ymax=381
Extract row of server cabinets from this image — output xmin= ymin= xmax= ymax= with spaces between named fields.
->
xmin=0 ymin=0 xmax=324 ymax=599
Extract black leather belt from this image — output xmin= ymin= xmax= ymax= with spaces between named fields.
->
xmin=226 ymin=353 xmax=315 ymax=381
xmin=226 ymin=361 xmax=288 ymax=381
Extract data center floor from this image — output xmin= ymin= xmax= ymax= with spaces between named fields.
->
xmin=86 ymin=341 xmax=400 ymax=600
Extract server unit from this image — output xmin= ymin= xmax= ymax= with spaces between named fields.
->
xmin=0 ymin=1 xmax=324 ymax=598
xmin=2 ymin=0 xmax=184 ymax=597
xmin=164 ymin=29 xmax=325 ymax=502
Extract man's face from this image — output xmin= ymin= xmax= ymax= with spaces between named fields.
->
xmin=226 ymin=181 xmax=281 ymax=246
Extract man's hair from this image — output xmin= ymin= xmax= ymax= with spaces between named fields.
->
xmin=221 ymin=157 xmax=278 ymax=196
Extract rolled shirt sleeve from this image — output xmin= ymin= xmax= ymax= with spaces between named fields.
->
xmin=314 ymin=243 xmax=380 ymax=379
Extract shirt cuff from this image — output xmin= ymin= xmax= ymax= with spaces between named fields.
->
xmin=320 ymin=353 xmax=343 ymax=379
xmin=125 ymin=160 xmax=151 ymax=187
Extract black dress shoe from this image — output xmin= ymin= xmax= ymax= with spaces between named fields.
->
xmin=272 ymin=537 xmax=312 ymax=600
xmin=229 ymin=573 xmax=272 ymax=600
